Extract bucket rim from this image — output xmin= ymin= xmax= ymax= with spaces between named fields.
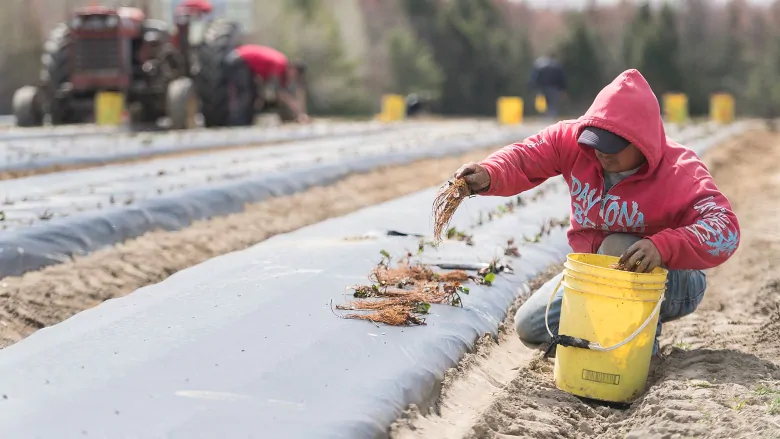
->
xmin=566 ymin=253 xmax=668 ymax=278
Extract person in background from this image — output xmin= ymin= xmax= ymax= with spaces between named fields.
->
xmin=226 ymin=44 xmax=310 ymax=125
xmin=453 ymin=69 xmax=740 ymax=357
xmin=528 ymin=54 xmax=567 ymax=119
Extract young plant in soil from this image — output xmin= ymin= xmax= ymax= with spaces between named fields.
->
xmin=446 ymin=226 xmax=474 ymax=246
xmin=38 ymin=210 xmax=54 ymax=221
xmin=504 ymin=238 xmax=521 ymax=257
xmin=473 ymin=256 xmax=513 ymax=286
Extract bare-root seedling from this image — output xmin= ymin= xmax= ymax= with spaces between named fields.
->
xmin=432 ymin=178 xmax=471 ymax=244
xmin=337 ymin=252 xmax=472 ymax=326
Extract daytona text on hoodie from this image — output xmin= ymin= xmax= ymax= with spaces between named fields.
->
xmin=479 ymin=69 xmax=740 ymax=271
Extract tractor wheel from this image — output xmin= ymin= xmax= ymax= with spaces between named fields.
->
xmin=225 ymin=54 xmax=256 ymax=127
xmin=12 ymin=86 xmax=44 ymax=127
xmin=195 ymin=19 xmax=243 ymax=128
xmin=166 ymin=77 xmax=198 ymax=130
xmin=41 ymin=23 xmax=79 ymax=125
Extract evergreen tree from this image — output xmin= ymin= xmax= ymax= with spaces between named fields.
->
xmin=557 ymin=14 xmax=605 ymax=110
xmin=385 ymin=29 xmax=444 ymax=99
xmin=640 ymin=3 xmax=685 ymax=96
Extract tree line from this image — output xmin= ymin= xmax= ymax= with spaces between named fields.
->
xmin=383 ymin=0 xmax=780 ymax=118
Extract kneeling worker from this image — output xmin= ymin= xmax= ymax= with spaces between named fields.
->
xmin=226 ymin=44 xmax=310 ymax=125
xmin=453 ymin=69 xmax=740 ymax=357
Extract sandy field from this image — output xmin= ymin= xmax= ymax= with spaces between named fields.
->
xmin=391 ymin=128 xmax=780 ymax=439
xmin=0 ymin=146 xmax=500 ymax=347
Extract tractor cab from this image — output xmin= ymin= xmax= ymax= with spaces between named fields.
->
xmin=67 ymin=6 xmax=146 ymax=92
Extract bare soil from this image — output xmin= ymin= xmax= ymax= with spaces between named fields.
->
xmin=390 ymin=128 xmax=780 ymax=439
xmin=0 ymin=147 xmax=499 ymax=348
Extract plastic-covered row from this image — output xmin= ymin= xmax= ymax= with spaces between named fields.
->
xmin=0 ymin=119 xmax=405 ymax=173
xmin=0 ymin=124 xmax=543 ymax=279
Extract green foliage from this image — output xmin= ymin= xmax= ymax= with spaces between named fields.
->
xmin=556 ymin=14 xmax=605 ymax=109
xmin=385 ymin=28 xmax=444 ymax=99
xmin=622 ymin=3 xmax=684 ymax=97
xmin=257 ymin=0 xmax=373 ymax=116
xmin=287 ymin=0 xmax=319 ymax=20
xmin=400 ymin=0 xmax=535 ymax=116
xmin=746 ymin=35 xmax=780 ymax=118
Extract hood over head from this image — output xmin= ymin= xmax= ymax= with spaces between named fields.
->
xmin=577 ymin=69 xmax=666 ymax=172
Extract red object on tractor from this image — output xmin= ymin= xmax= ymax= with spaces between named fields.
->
xmin=177 ymin=0 xmax=214 ymax=15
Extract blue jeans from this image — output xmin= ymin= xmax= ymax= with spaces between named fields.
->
xmin=514 ymin=234 xmax=707 ymax=355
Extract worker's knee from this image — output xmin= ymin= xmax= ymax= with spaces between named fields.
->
xmin=514 ymin=304 xmax=548 ymax=345
xmin=598 ymin=233 xmax=643 ymax=257
xmin=513 ymin=273 xmax=564 ymax=345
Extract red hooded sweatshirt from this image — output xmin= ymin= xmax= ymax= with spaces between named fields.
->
xmin=479 ymin=69 xmax=739 ymax=271
xmin=235 ymin=45 xmax=289 ymax=87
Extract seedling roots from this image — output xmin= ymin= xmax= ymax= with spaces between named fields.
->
xmin=432 ymin=178 xmax=471 ymax=244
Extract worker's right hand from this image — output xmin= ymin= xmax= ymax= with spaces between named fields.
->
xmin=454 ymin=163 xmax=491 ymax=194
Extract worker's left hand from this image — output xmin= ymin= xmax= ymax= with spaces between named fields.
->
xmin=618 ymin=239 xmax=662 ymax=273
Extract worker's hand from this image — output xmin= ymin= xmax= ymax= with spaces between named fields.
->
xmin=297 ymin=113 xmax=311 ymax=124
xmin=618 ymin=239 xmax=663 ymax=273
xmin=454 ymin=163 xmax=491 ymax=194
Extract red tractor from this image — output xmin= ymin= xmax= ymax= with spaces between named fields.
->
xmin=12 ymin=3 xmax=242 ymax=130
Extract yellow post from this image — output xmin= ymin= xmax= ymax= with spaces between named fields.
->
xmin=94 ymin=91 xmax=125 ymax=126
xmin=497 ymin=96 xmax=524 ymax=125
xmin=710 ymin=93 xmax=735 ymax=124
xmin=662 ymin=93 xmax=689 ymax=124
xmin=379 ymin=94 xmax=406 ymax=122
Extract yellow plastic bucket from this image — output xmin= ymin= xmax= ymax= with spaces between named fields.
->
xmin=94 ymin=91 xmax=125 ymax=126
xmin=534 ymin=93 xmax=548 ymax=114
xmin=710 ymin=93 xmax=735 ymax=124
xmin=662 ymin=93 xmax=689 ymax=124
xmin=379 ymin=94 xmax=406 ymax=122
xmin=497 ymin=96 xmax=524 ymax=125
xmin=546 ymin=253 xmax=668 ymax=403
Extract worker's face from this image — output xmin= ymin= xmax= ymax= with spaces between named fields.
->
xmin=594 ymin=144 xmax=646 ymax=173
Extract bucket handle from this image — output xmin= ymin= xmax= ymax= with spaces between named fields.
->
xmin=543 ymin=275 xmax=665 ymax=355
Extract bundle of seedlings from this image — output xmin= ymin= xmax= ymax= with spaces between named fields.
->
xmin=337 ymin=281 xmax=471 ymax=326
xmin=334 ymin=253 xmax=472 ymax=326
xmin=432 ymin=178 xmax=472 ymax=245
